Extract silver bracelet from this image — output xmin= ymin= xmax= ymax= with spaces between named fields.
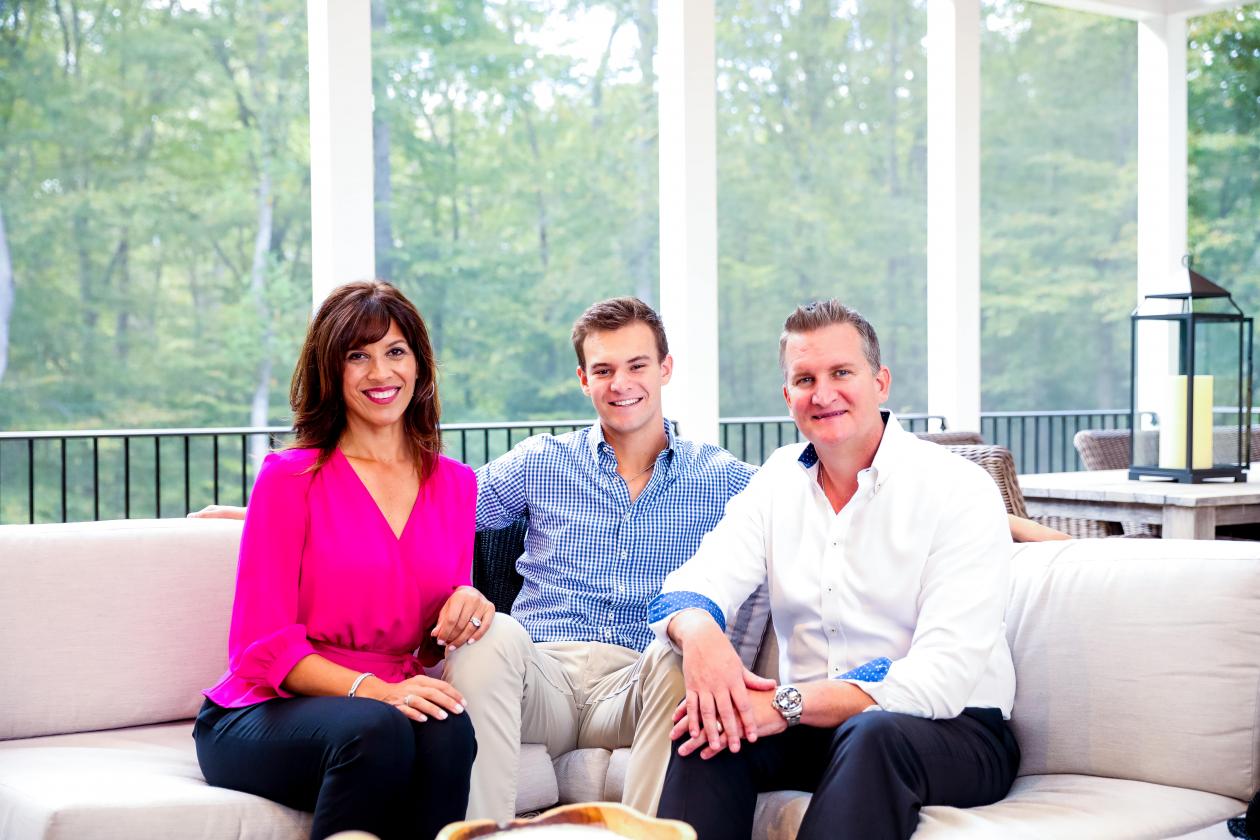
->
xmin=347 ymin=672 xmax=374 ymax=698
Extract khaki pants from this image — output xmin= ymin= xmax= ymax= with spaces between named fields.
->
xmin=442 ymin=614 xmax=685 ymax=822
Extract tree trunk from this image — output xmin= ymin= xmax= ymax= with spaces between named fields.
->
xmin=247 ymin=0 xmax=276 ymax=468
xmin=632 ymin=0 xmax=657 ymax=303
xmin=0 ymin=203 xmax=13 ymax=384
xmin=371 ymin=0 xmax=395 ymax=282
xmin=521 ymin=107 xmax=550 ymax=271
xmin=249 ymin=162 xmax=275 ymax=467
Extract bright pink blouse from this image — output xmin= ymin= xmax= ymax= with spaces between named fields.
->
xmin=205 ymin=447 xmax=476 ymax=708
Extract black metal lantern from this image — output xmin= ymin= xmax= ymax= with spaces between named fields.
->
xmin=1129 ymin=265 xmax=1253 ymax=483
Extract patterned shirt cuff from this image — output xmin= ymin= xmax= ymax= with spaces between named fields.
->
xmin=647 ymin=591 xmax=726 ymax=632
xmin=833 ymin=656 xmax=892 ymax=683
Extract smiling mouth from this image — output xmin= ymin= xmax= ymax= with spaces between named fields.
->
xmin=364 ymin=387 xmax=401 ymax=405
xmin=610 ymin=398 xmax=643 ymax=407
xmin=812 ymin=408 xmax=847 ymax=420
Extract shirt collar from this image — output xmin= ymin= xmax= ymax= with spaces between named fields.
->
xmin=587 ymin=418 xmax=679 ymax=463
xmin=796 ymin=410 xmax=907 ymax=489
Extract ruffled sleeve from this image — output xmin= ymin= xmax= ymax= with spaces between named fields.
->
xmin=216 ymin=451 xmax=317 ymax=699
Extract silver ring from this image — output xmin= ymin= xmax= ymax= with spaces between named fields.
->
xmin=469 ymin=616 xmax=482 ymax=629
xmin=403 ymin=694 xmax=413 ymax=707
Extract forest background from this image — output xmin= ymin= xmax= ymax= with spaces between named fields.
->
xmin=1 ymin=0 xmax=1258 ymax=438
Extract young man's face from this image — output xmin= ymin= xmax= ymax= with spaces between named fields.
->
xmin=781 ymin=322 xmax=891 ymax=452
xmin=577 ymin=321 xmax=673 ymax=441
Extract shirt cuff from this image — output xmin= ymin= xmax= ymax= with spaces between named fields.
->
xmin=832 ymin=657 xmax=892 ymax=683
xmin=648 ymin=591 xmax=726 ymax=653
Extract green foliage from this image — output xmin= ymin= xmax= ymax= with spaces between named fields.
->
xmin=980 ymin=1 xmax=1137 ymax=411
xmin=1 ymin=0 xmax=1259 ymax=446
xmin=1188 ymin=4 xmax=1260 ymax=319
xmin=0 ymin=0 xmax=311 ymax=434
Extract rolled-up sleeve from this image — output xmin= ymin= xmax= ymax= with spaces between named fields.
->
xmin=843 ymin=469 xmax=1013 ymax=718
xmin=649 ymin=473 xmax=771 ymax=651
xmin=222 ymin=453 xmax=316 ymax=696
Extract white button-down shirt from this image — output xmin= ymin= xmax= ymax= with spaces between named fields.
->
xmin=650 ymin=413 xmax=1016 ymax=719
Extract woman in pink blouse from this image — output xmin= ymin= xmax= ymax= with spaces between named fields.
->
xmin=194 ymin=281 xmax=493 ymax=840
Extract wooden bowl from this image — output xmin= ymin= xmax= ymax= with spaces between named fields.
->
xmin=437 ymin=801 xmax=696 ymax=840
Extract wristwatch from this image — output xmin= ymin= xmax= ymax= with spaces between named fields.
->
xmin=772 ymin=684 xmax=804 ymax=726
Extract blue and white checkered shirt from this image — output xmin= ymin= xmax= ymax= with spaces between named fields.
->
xmin=474 ymin=420 xmax=756 ymax=652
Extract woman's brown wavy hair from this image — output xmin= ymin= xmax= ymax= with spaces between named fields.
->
xmin=289 ymin=280 xmax=442 ymax=479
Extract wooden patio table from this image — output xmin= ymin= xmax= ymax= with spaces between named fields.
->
xmin=1018 ymin=465 xmax=1260 ymax=540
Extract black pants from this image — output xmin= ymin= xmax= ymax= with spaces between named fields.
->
xmin=194 ymin=697 xmax=476 ymax=840
xmin=657 ymin=708 xmax=1020 ymax=840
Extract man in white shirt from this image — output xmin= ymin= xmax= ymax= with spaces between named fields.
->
xmin=647 ymin=299 xmax=1020 ymax=840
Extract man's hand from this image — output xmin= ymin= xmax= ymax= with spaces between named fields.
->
xmin=672 ymin=686 xmax=786 ymax=759
xmin=187 ymin=504 xmax=247 ymax=520
xmin=668 ymin=609 xmax=777 ymax=756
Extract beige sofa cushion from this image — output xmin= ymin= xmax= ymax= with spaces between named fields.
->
xmin=753 ymin=775 xmax=1244 ymax=840
xmin=0 ymin=722 xmax=310 ymax=840
xmin=0 ymin=519 xmax=243 ymax=740
xmin=1007 ymin=539 xmax=1260 ymax=801
xmin=0 ymin=720 xmax=558 ymax=838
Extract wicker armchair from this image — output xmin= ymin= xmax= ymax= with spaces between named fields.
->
xmin=915 ymin=430 xmax=985 ymax=446
xmin=1074 ymin=426 xmax=1260 ymax=472
xmin=942 ymin=444 xmax=1116 ymax=539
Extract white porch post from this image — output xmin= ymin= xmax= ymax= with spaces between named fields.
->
xmin=926 ymin=0 xmax=982 ymax=433
xmin=307 ymin=1 xmax=376 ymax=308
xmin=657 ymin=0 xmax=720 ymax=445
xmin=1135 ymin=13 xmax=1189 ymax=415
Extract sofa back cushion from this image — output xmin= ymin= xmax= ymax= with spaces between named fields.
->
xmin=0 ymin=518 xmax=242 ymax=740
xmin=1007 ymin=538 xmax=1260 ymax=801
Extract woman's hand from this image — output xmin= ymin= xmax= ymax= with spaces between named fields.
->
xmin=361 ymin=674 xmax=466 ymax=723
xmin=431 ymin=586 xmax=495 ymax=653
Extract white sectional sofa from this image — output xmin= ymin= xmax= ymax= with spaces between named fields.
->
xmin=0 ymin=518 xmax=1256 ymax=839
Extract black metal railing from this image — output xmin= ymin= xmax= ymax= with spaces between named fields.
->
xmin=979 ymin=409 xmax=1137 ymax=474
xmin=0 ymin=421 xmax=605 ymax=525
xmin=1 ymin=409 xmax=1202 ymax=524
xmin=719 ymin=413 xmax=946 ymax=466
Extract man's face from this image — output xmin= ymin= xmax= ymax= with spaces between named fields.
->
xmin=781 ymin=322 xmax=891 ymax=451
xmin=577 ymin=322 xmax=673 ymax=440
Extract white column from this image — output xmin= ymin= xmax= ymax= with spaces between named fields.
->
xmin=926 ymin=0 xmax=982 ymax=433
xmin=307 ymin=0 xmax=376 ymax=308
xmin=657 ymin=0 xmax=720 ymax=445
xmin=1135 ymin=14 xmax=1188 ymax=419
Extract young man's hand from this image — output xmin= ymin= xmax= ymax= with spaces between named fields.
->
xmin=671 ymin=681 xmax=784 ymax=759
xmin=668 ymin=609 xmax=776 ymax=756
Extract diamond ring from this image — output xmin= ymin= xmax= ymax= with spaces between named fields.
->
xmin=469 ymin=616 xmax=483 ymax=629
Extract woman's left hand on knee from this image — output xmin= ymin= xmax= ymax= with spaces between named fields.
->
xmin=432 ymin=586 xmax=495 ymax=652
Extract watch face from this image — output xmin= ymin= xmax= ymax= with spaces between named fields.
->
xmin=774 ymin=685 xmax=803 ymax=714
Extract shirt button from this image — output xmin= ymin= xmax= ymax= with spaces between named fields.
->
xmin=620 ymin=550 xmax=628 ymax=560
xmin=618 ymin=584 xmax=627 ymax=593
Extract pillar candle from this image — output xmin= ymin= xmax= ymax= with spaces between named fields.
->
xmin=1159 ymin=374 xmax=1214 ymax=470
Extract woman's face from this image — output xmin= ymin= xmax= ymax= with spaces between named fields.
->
xmin=340 ymin=320 xmax=419 ymax=432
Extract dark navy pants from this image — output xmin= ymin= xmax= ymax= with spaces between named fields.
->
xmin=657 ymin=708 xmax=1020 ymax=840
xmin=194 ymin=697 xmax=476 ymax=840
